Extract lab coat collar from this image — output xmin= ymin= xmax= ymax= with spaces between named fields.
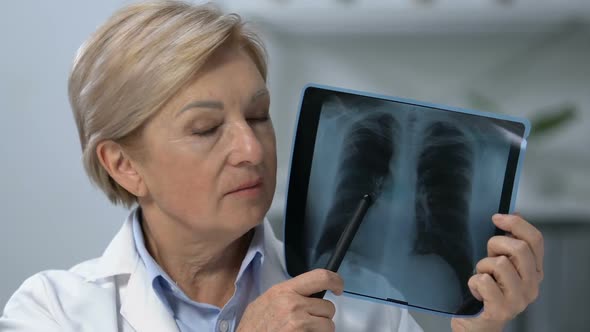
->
xmin=85 ymin=208 xmax=179 ymax=331
xmin=121 ymin=253 xmax=180 ymax=331
xmin=85 ymin=209 xmax=139 ymax=281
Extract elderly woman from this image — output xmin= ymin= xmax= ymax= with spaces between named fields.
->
xmin=0 ymin=1 xmax=544 ymax=331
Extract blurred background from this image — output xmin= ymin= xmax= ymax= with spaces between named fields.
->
xmin=1 ymin=0 xmax=588 ymax=331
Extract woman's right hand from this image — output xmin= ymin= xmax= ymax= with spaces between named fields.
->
xmin=237 ymin=269 xmax=344 ymax=332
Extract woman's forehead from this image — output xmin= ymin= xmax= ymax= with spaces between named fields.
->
xmin=176 ymin=50 xmax=266 ymax=101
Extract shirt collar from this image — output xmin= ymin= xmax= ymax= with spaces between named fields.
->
xmin=131 ymin=207 xmax=265 ymax=294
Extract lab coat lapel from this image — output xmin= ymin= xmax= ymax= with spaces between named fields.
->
xmin=120 ymin=258 xmax=179 ymax=332
xmin=91 ymin=210 xmax=179 ymax=332
xmin=88 ymin=212 xmax=138 ymax=281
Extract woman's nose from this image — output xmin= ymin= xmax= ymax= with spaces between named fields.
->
xmin=227 ymin=122 xmax=264 ymax=166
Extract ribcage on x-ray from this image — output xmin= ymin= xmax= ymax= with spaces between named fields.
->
xmin=413 ymin=122 xmax=474 ymax=299
xmin=315 ymin=112 xmax=398 ymax=262
xmin=315 ymin=116 xmax=476 ymax=300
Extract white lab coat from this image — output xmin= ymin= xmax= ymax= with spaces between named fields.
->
xmin=0 ymin=212 xmax=423 ymax=332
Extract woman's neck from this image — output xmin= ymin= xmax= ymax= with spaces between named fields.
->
xmin=140 ymin=207 xmax=254 ymax=308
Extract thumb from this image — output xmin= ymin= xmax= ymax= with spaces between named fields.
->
xmin=283 ymin=269 xmax=344 ymax=297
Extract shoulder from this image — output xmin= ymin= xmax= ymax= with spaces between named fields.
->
xmin=5 ymin=261 xmax=102 ymax=307
xmin=15 ymin=257 xmax=106 ymax=296
xmin=0 ymin=270 xmax=79 ymax=331
xmin=0 ymin=259 xmax=116 ymax=331
xmin=69 ymin=256 xmax=102 ymax=277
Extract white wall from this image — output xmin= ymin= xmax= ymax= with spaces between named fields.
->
xmin=0 ymin=0 xmax=133 ymax=305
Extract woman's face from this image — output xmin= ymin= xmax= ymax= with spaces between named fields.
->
xmin=135 ymin=47 xmax=276 ymax=238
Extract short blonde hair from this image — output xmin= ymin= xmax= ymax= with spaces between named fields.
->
xmin=68 ymin=1 xmax=268 ymax=208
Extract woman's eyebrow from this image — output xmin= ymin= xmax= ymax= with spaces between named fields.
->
xmin=177 ymin=100 xmax=224 ymax=117
xmin=250 ymin=88 xmax=269 ymax=104
xmin=177 ymin=88 xmax=269 ymax=117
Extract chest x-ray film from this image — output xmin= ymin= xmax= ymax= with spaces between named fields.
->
xmin=283 ymin=84 xmax=530 ymax=317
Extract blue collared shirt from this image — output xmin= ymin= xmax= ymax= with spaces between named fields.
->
xmin=131 ymin=208 xmax=265 ymax=332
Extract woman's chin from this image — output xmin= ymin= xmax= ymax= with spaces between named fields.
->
xmin=223 ymin=192 xmax=273 ymax=219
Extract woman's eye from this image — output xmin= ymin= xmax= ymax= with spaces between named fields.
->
xmin=248 ymin=115 xmax=270 ymax=124
xmin=192 ymin=125 xmax=219 ymax=137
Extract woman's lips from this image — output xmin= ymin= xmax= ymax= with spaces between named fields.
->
xmin=226 ymin=178 xmax=263 ymax=197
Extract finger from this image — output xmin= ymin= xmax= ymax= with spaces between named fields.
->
xmin=492 ymin=214 xmax=544 ymax=272
xmin=475 ymin=273 xmax=504 ymax=303
xmin=303 ymin=297 xmax=337 ymax=319
xmin=471 ymin=273 xmax=509 ymax=320
xmin=303 ymin=315 xmax=336 ymax=332
xmin=284 ymin=269 xmax=344 ymax=297
xmin=476 ymin=256 xmax=522 ymax=300
xmin=487 ymin=235 xmax=537 ymax=283
xmin=468 ymin=275 xmax=483 ymax=301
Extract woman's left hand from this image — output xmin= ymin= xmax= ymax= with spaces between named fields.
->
xmin=451 ymin=214 xmax=544 ymax=332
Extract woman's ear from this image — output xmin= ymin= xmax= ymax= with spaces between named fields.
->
xmin=96 ymin=140 xmax=148 ymax=197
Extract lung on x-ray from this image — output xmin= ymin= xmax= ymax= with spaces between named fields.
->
xmin=283 ymin=84 xmax=529 ymax=317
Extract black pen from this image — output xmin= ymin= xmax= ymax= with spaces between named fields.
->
xmin=311 ymin=193 xmax=375 ymax=299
